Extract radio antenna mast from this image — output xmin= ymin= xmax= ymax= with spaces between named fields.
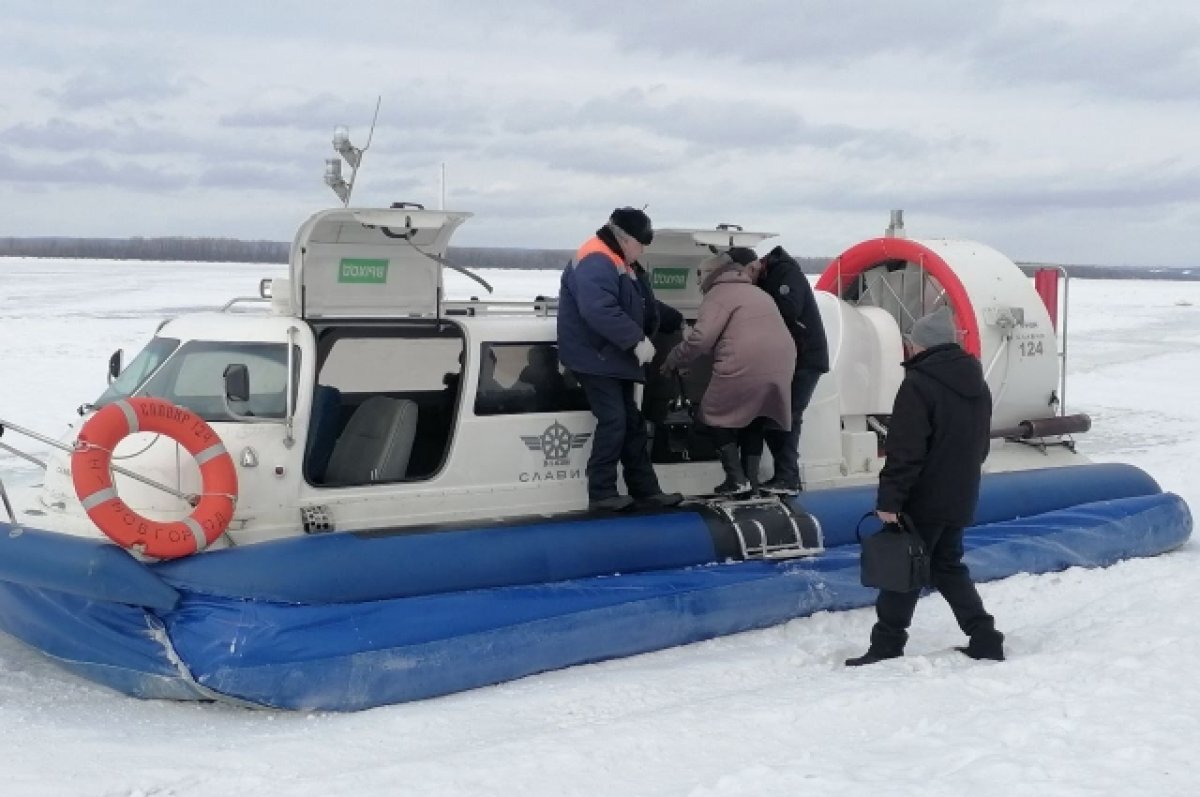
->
xmin=323 ymin=96 xmax=382 ymax=206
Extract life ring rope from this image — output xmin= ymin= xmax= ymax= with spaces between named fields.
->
xmin=70 ymin=397 xmax=239 ymax=560
xmin=72 ymin=439 xmax=237 ymax=502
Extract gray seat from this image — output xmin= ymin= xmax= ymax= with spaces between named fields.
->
xmin=324 ymin=396 xmax=419 ymax=485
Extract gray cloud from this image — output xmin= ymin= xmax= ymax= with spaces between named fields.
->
xmin=0 ymin=118 xmax=317 ymax=184
xmin=485 ymin=136 xmax=684 ymax=175
xmin=221 ymin=90 xmax=491 ymax=137
xmin=969 ymin=12 xmax=1200 ymax=102
xmin=814 ymin=162 xmax=1200 ymax=217
xmin=2 ymin=118 xmax=200 ymax=156
xmin=2 ymin=1 xmax=1200 ymax=266
xmin=576 ymin=91 xmax=806 ymax=151
xmin=47 ymin=69 xmax=194 ymax=109
xmin=354 ymin=172 xmax=425 ymax=197
xmin=220 ymin=95 xmax=382 ymax=131
xmin=493 ymin=88 xmax=952 ymax=173
xmin=547 ymin=0 xmax=1000 ymax=66
xmin=547 ymin=0 xmax=1200 ymax=104
xmin=0 ymin=150 xmax=189 ymax=190
xmin=195 ymin=162 xmax=310 ymax=192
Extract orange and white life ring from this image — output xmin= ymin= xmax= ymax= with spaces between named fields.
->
xmin=71 ymin=397 xmax=238 ymax=559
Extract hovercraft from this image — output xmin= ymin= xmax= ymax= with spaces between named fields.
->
xmin=0 ymin=196 xmax=1189 ymax=710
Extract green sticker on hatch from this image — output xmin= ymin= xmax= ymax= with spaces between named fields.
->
xmin=338 ymin=258 xmax=389 ymax=283
xmin=652 ymin=267 xmax=689 ymax=290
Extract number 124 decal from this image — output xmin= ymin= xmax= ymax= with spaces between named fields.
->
xmin=1018 ymin=340 xmax=1045 ymax=357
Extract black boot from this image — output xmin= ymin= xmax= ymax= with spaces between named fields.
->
xmin=844 ymin=647 xmax=903 ymax=667
xmin=714 ymin=444 xmax=751 ymax=495
xmin=956 ymin=630 xmax=1005 ymax=661
xmin=846 ymin=621 xmax=907 ymax=666
xmin=760 ymin=473 xmax=801 ymax=495
xmin=637 ymin=492 xmax=684 ymax=508
xmin=741 ymin=455 xmax=761 ymax=491
xmin=588 ymin=495 xmax=635 ymax=512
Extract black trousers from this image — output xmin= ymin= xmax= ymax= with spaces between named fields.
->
xmin=763 ymin=367 xmax=823 ymax=483
xmin=575 ymin=373 xmax=663 ymax=502
xmin=707 ymin=418 xmax=767 ymax=456
xmin=870 ymin=522 xmax=996 ymax=653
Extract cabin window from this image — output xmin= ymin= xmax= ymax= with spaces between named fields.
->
xmin=136 ymin=341 xmax=298 ymax=422
xmin=473 ymin=343 xmax=588 ymax=415
xmin=307 ymin=326 xmax=464 ymax=485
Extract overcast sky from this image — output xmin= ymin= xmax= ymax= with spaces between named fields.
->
xmin=2 ymin=1 xmax=1198 ymax=267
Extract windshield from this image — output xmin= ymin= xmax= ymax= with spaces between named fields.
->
xmin=96 ymin=339 xmax=298 ymax=422
xmin=93 ymin=337 xmax=180 ymax=410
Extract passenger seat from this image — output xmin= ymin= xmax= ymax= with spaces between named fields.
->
xmin=323 ymin=396 xmax=419 ymax=485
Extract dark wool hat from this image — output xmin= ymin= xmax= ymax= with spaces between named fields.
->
xmin=726 ymin=246 xmax=758 ymax=266
xmin=609 ymin=207 xmax=654 ymax=245
xmin=908 ymin=306 xmax=958 ymax=349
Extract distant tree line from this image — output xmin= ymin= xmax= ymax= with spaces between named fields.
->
xmin=447 ymin=246 xmax=574 ymax=271
xmin=0 ymin=236 xmax=574 ymax=269
xmin=0 ymin=236 xmax=288 ymax=264
xmin=0 ymin=237 xmax=1195 ymax=280
xmin=0 ymin=236 xmax=845 ymax=274
xmin=1020 ymin=263 xmax=1198 ymax=281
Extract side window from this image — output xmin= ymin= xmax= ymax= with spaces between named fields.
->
xmin=309 ymin=330 xmax=464 ymax=485
xmin=474 ymin=343 xmax=588 ymax=415
xmin=319 ymin=336 xmax=462 ymax=392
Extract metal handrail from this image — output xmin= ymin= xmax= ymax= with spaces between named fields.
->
xmin=220 ymin=296 xmax=270 ymax=312
xmin=0 ymin=417 xmax=196 ymax=504
xmin=442 ymin=298 xmax=560 ymax=317
xmin=0 ymin=475 xmax=14 ymax=524
xmin=0 ymin=438 xmax=45 ymax=469
xmin=1054 ymin=266 xmax=1071 ymax=416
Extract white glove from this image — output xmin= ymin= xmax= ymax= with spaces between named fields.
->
xmin=633 ymin=337 xmax=656 ymax=365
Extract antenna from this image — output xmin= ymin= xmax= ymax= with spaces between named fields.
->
xmin=324 ymin=96 xmax=382 ymax=206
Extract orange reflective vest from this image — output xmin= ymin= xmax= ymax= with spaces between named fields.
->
xmin=574 ymin=236 xmax=631 ymax=274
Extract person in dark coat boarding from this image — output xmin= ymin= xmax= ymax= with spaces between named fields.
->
xmin=846 ymin=306 xmax=1006 ymax=666
xmin=557 ymin=207 xmax=683 ymax=512
xmin=743 ymin=245 xmax=829 ymax=494
xmin=662 ymin=248 xmax=796 ymax=495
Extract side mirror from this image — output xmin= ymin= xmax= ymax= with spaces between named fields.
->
xmin=107 ymin=349 xmax=123 ymax=384
xmin=223 ymin=363 xmax=250 ymax=402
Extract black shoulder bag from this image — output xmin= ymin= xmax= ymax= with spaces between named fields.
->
xmin=661 ymin=372 xmax=695 ymax=458
xmin=855 ymin=513 xmax=932 ymax=593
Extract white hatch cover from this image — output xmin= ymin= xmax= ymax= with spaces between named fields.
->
xmin=643 ymin=226 xmax=778 ymax=316
xmin=289 ymin=207 xmax=473 ymax=320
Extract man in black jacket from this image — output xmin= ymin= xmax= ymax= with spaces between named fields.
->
xmin=741 ymin=246 xmax=829 ymax=492
xmin=846 ymin=306 xmax=1005 ymax=666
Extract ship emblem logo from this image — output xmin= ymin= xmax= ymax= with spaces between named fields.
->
xmin=521 ymin=421 xmax=591 ymax=466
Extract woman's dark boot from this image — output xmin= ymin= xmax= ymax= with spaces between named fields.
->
xmin=714 ymin=444 xmax=751 ymax=495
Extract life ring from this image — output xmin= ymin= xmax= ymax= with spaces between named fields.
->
xmin=71 ymin=397 xmax=238 ymax=559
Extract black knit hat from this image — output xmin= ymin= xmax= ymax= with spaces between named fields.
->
xmin=609 ymin=207 xmax=654 ymax=245
xmin=726 ymin=246 xmax=758 ymax=266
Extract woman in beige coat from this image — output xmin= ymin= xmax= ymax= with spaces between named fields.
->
xmin=662 ymin=248 xmax=796 ymax=494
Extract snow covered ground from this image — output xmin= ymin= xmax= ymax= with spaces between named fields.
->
xmin=0 ymin=257 xmax=1197 ymax=797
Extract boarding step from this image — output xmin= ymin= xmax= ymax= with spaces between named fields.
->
xmin=692 ymin=495 xmax=824 ymax=561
